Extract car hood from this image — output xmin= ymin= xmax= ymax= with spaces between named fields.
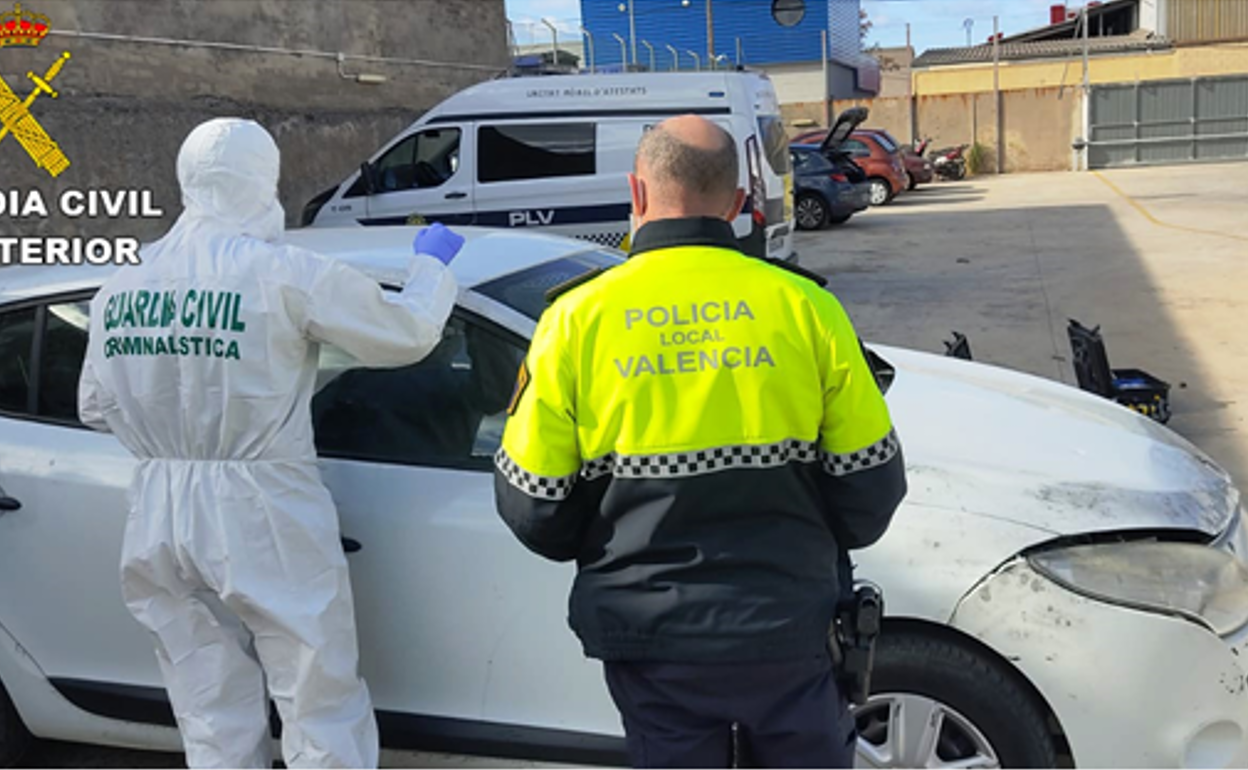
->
xmin=877 ymin=344 xmax=1238 ymax=539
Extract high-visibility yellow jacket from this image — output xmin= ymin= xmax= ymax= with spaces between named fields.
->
xmin=494 ymin=217 xmax=906 ymax=663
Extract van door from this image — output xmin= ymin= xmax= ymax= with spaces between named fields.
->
xmin=357 ymin=125 xmax=474 ymax=226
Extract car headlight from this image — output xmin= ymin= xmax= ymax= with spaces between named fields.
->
xmin=1029 ymin=540 xmax=1248 ymax=636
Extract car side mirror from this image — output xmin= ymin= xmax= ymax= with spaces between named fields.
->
xmin=359 ymin=161 xmax=379 ymax=195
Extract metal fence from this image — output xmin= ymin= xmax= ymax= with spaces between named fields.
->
xmin=1087 ymin=74 xmax=1248 ymax=168
xmin=1167 ymin=0 xmax=1248 ymax=44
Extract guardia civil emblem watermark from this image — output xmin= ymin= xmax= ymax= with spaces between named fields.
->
xmin=0 ymin=3 xmax=72 ymax=177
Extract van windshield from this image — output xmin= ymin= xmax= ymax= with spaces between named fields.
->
xmin=756 ymin=116 xmax=792 ymax=176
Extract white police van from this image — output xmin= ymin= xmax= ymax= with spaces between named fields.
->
xmin=301 ymin=71 xmax=796 ymax=260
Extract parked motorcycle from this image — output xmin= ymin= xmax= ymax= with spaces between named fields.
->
xmin=930 ymin=144 xmax=968 ymax=181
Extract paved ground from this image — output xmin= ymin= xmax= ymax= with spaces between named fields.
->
xmin=22 ymin=161 xmax=1248 ymax=766
xmin=799 ymin=162 xmax=1248 ymax=491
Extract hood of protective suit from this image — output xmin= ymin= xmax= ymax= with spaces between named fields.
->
xmin=176 ymin=118 xmax=285 ymax=242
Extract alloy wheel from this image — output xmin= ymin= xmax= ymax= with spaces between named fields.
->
xmin=869 ymin=180 xmax=890 ymax=206
xmin=796 ymin=196 xmax=826 ymax=229
xmin=855 ymin=692 xmax=1001 ymax=769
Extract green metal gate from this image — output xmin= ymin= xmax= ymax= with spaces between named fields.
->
xmin=1088 ymin=75 xmax=1248 ymax=168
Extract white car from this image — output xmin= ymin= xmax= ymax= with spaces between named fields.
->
xmin=1 ymin=228 xmax=1246 ymax=769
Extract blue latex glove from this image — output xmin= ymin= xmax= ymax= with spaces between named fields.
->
xmin=413 ymin=223 xmax=465 ymax=265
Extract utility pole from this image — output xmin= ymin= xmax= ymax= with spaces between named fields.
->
xmin=1082 ymin=4 xmax=1091 ymax=94
xmin=736 ymin=37 xmax=743 ymax=66
xmin=993 ymin=15 xmax=1003 ymax=174
xmin=641 ymin=39 xmax=656 ymax=72
xmin=706 ymin=0 xmax=715 ymax=65
xmin=581 ymin=27 xmax=595 ymax=73
xmin=1081 ymin=4 xmax=1091 ymax=171
xmin=627 ymin=0 xmax=637 ymax=66
xmin=667 ymin=43 xmax=680 ymax=71
xmin=822 ymin=29 xmax=831 ymax=128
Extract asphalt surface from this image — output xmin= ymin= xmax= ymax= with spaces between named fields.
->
xmin=20 ymin=161 xmax=1248 ymax=766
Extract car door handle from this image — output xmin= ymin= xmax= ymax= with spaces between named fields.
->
xmin=444 ymin=192 xmax=467 ymax=200
xmin=0 ymin=496 xmax=20 ymax=513
xmin=341 ymin=537 xmax=362 ymax=554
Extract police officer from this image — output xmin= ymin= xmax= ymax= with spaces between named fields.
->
xmin=493 ymin=115 xmax=906 ymax=768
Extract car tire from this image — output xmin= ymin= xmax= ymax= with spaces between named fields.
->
xmin=855 ymin=631 xmax=1058 ymax=769
xmin=795 ymin=193 xmax=830 ymax=231
xmin=0 ymin=682 xmax=33 ymax=768
xmin=905 ymin=171 xmax=916 ymax=191
xmin=867 ymin=178 xmax=892 ymax=207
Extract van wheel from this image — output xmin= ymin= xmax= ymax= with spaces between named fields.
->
xmin=795 ymin=193 xmax=830 ymax=230
xmin=0 ymin=682 xmax=33 ymax=768
xmin=868 ymin=179 xmax=892 ymax=206
xmin=854 ymin=632 xmax=1058 ymax=768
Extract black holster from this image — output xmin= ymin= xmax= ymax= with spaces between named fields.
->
xmin=828 ymin=583 xmax=884 ymax=707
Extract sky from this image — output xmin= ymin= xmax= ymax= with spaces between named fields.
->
xmin=505 ymin=0 xmax=1073 ymax=53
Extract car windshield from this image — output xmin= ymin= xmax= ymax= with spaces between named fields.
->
xmin=474 ymin=251 xmax=622 ymax=321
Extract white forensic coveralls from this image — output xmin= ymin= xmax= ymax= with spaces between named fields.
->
xmin=78 ymin=118 xmax=457 ymax=769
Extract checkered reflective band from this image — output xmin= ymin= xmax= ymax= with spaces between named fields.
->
xmin=575 ymin=231 xmax=628 ymax=249
xmin=578 ymin=439 xmax=821 ymax=482
xmin=495 ymin=449 xmax=577 ymax=501
xmin=820 ymin=430 xmax=900 ymax=477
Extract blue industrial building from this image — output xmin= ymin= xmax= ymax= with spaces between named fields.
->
xmin=578 ymin=0 xmax=877 ymax=96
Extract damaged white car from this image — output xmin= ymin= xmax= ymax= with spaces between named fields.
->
xmin=0 ymin=227 xmax=1245 ymax=768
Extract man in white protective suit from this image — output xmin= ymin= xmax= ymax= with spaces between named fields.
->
xmin=78 ymin=117 xmax=463 ymax=768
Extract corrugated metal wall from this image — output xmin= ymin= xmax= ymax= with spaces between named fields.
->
xmin=1088 ymin=74 xmax=1248 ymax=167
xmin=1167 ymin=0 xmax=1248 ymax=43
xmin=579 ymin=0 xmax=862 ymax=69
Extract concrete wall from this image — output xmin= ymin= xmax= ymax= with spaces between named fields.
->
xmin=872 ymin=46 xmax=913 ymax=98
xmin=781 ymin=86 xmax=1079 ymax=173
xmin=913 ymin=41 xmax=1248 ymax=96
xmin=766 ymin=62 xmax=828 ymax=105
xmin=3 ymin=0 xmax=509 ymax=240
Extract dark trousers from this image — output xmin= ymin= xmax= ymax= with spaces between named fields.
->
xmin=603 ymin=655 xmax=856 ymax=769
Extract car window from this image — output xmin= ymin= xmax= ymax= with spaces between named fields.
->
xmin=843 ymin=139 xmax=871 ymax=157
xmin=40 ymin=301 xmax=91 ymax=423
xmin=756 ymin=115 xmax=792 ymax=176
xmin=478 ymin=123 xmax=596 ymax=184
xmin=312 ymin=313 xmax=525 ymax=468
xmin=373 ymin=128 xmax=462 ymax=193
xmin=0 ymin=307 xmax=36 ymax=414
xmin=873 ymin=132 xmax=899 ymax=153
xmin=473 ymin=251 xmax=621 ymax=321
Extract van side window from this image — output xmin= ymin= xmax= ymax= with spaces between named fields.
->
xmin=367 ymin=128 xmax=462 ymax=195
xmin=478 ymin=123 xmax=595 ymax=183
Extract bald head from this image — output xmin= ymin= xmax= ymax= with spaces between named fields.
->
xmin=630 ymin=115 xmax=744 ymax=226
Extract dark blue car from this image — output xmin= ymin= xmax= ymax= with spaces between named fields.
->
xmin=790 ymin=144 xmax=871 ymax=230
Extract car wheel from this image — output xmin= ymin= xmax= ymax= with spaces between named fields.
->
xmin=795 ymin=193 xmax=830 ymax=230
xmin=905 ymin=171 xmax=916 ymax=191
xmin=868 ymin=179 xmax=892 ymax=206
xmin=853 ymin=632 xmax=1058 ymax=769
xmin=0 ymin=682 xmax=33 ymax=768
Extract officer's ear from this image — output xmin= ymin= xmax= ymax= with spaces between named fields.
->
xmin=724 ymin=188 xmax=746 ymax=222
xmin=628 ymin=173 xmax=648 ymax=219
